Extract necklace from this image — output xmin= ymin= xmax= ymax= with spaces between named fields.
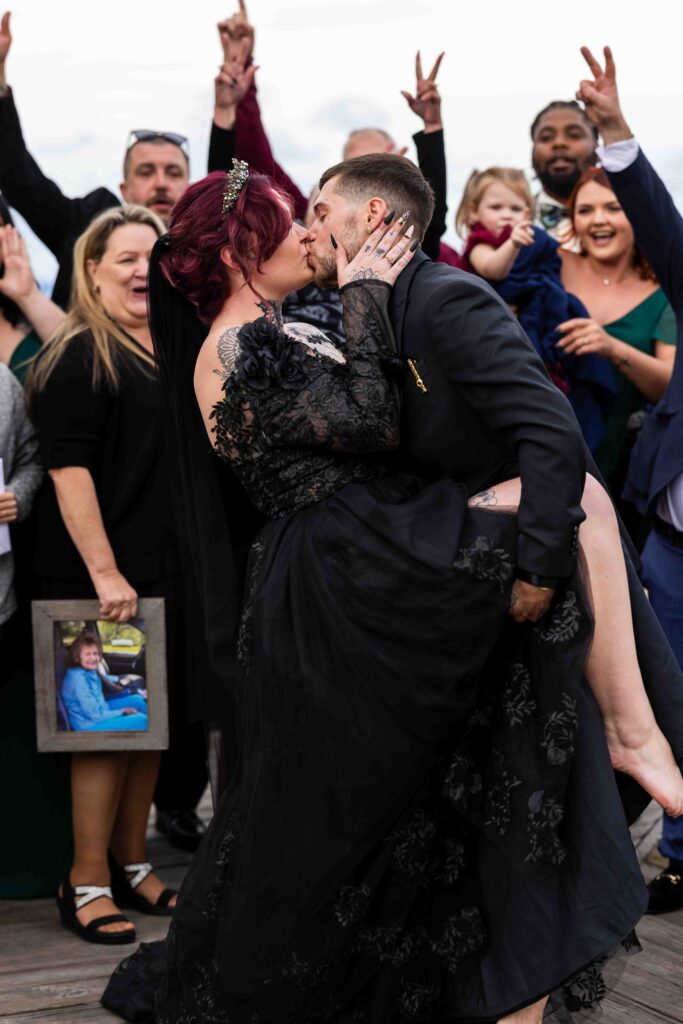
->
xmin=602 ymin=278 xmax=610 ymax=286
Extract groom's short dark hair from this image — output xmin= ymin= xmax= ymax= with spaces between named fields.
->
xmin=319 ymin=154 xmax=435 ymax=238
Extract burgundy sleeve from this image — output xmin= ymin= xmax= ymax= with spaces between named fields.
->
xmin=235 ymin=79 xmax=308 ymax=221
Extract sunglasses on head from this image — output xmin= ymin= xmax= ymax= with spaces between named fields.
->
xmin=126 ymin=130 xmax=190 ymax=158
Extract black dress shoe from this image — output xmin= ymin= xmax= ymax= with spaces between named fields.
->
xmin=156 ymin=808 xmax=207 ymax=852
xmin=646 ymin=860 xmax=683 ymax=915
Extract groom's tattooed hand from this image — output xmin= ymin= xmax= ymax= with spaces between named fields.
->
xmin=470 ymin=489 xmax=498 ymax=507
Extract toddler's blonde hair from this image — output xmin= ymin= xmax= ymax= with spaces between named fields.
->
xmin=455 ymin=167 xmax=534 ymax=239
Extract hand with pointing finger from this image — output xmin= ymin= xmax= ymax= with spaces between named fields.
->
xmin=401 ymin=50 xmax=445 ymax=134
xmin=218 ymin=0 xmax=255 ymax=64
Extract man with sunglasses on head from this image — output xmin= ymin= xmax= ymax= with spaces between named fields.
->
xmin=0 ymin=11 xmax=243 ymax=309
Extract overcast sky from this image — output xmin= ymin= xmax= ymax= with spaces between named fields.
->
xmin=5 ymin=0 xmax=683 ymax=288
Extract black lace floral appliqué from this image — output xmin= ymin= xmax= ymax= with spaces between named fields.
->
xmin=453 ymin=536 xmax=514 ymax=593
xmin=235 ymin=317 xmax=313 ymax=392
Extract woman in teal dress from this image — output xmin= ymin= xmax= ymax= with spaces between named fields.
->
xmin=559 ymin=167 xmax=676 ymax=499
xmin=0 ymin=203 xmax=70 ymax=899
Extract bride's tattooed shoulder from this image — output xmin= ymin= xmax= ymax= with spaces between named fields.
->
xmin=213 ymin=327 xmax=242 ymax=381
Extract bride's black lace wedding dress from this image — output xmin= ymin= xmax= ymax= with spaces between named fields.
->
xmin=103 ymin=281 xmax=646 ymax=1023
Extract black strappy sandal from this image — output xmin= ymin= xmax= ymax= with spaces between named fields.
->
xmin=56 ymin=878 xmax=137 ymax=945
xmin=109 ymin=855 xmax=177 ymax=917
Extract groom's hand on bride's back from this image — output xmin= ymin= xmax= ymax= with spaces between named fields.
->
xmin=334 ymin=212 xmax=418 ymax=288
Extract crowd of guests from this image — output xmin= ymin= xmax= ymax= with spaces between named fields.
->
xmin=0 ymin=1 xmax=682 ymax=947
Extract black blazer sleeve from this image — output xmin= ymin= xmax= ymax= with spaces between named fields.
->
xmin=429 ymin=276 xmax=586 ymax=578
xmin=207 ymin=122 xmax=236 ymax=173
xmin=414 ymin=128 xmax=447 ymax=261
xmin=606 ymin=147 xmax=683 ymax=312
xmin=0 ymin=89 xmax=118 ymax=258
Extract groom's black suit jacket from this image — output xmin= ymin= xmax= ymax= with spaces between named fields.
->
xmin=390 ymin=251 xmax=586 ymax=581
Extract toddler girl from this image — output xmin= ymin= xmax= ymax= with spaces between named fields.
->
xmin=456 ymin=168 xmax=615 ymax=452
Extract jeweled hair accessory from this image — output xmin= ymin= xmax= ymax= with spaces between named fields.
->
xmin=222 ymin=158 xmax=250 ymax=214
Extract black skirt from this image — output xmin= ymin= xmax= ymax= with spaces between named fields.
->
xmin=104 ymin=473 xmax=646 ymax=1023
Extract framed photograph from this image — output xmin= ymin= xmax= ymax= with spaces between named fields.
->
xmin=32 ymin=599 xmax=169 ymax=752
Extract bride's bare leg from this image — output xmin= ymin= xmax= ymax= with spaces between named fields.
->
xmin=498 ymin=995 xmax=548 ymax=1024
xmin=469 ymin=474 xmax=683 ymax=817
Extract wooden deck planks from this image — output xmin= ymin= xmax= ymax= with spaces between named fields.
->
xmin=1 ymin=800 xmax=682 ymax=1024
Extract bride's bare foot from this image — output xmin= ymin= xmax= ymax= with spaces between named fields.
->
xmin=605 ymin=719 xmax=683 ymax=817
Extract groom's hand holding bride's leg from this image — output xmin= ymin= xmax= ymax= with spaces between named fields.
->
xmin=508 ymin=579 xmax=555 ymax=623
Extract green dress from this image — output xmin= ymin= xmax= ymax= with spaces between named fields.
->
xmin=0 ymin=327 xmax=73 ymax=898
xmin=8 ymin=328 xmax=41 ymax=386
xmin=595 ymin=288 xmax=677 ymax=487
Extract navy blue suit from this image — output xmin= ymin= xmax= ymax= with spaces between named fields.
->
xmin=607 ymin=146 xmax=683 ymax=859
xmin=605 ymin=149 xmax=683 ymax=514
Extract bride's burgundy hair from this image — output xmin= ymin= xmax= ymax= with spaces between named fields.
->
xmin=160 ymin=170 xmax=294 ymax=323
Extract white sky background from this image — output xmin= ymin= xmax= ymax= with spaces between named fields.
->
xmin=6 ymin=0 xmax=683 ymax=289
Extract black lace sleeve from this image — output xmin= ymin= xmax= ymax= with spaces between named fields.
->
xmin=219 ymin=281 xmax=401 ymax=459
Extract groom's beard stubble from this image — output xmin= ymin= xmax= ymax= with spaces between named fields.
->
xmin=314 ymin=221 xmax=363 ymax=289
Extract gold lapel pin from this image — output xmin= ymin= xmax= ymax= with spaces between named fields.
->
xmin=406 ymin=358 xmax=428 ymax=394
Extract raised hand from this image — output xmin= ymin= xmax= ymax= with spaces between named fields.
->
xmin=0 ymin=11 xmax=12 ymax=84
xmin=214 ymin=37 xmax=258 ymax=127
xmin=577 ymin=46 xmax=631 ymax=144
xmin=0 ymin=226 xmax=36 ymax=303
xmin=218 ymin=0 xmax=255 ymax=64
xmin=333 ymin=211 xmax=417 ymax=288
xmin=400 ymin=50 xmax=444 ymax=133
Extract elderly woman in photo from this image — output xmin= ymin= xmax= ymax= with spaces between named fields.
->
xmin=61 ymin=630 xmax=148 ymax=732
xmin=29 ymin=205 xmax=180 ymax=945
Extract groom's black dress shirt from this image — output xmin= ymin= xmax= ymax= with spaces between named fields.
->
xmin=391 ymin=252 xmax=586 ymax=582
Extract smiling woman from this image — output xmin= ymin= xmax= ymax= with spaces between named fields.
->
xmin=560 ymin=167 xmax=677 ymax=495
xmin=26 ymin=204 xmax=192 ymax=944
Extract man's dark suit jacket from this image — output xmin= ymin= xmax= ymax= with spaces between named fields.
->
xmin=606 ymin=149 xmax=683 ymax=516
xmin=0 ymin=89 xmax=235 ymax=308
xmin=390 ymin=250 xmax=683 ymax=788
xmin=390 ymin=251 xmax=586 ymax=581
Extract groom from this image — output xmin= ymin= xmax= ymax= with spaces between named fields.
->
xmin=304 ymin=150 xmax=683 ymax=787
xmin=305 ymin=154 xmax=586 ymax=624
xmin=303 ymin=152 xmax=683 ymax=1021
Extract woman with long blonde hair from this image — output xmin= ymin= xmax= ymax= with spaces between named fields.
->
xmin=30 ymin=205 xmax=187 ymax=944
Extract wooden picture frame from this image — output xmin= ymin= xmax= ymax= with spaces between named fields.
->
xmin=32 ymin=599 xmax=169 ymax=752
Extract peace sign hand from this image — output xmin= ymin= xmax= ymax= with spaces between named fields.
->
xmin=401 ymin=50 xmax=444 ymax=132
xmin=334 ymin=211 xmax=417 ymax=289
xmin=577 ymin=46 xmax=632 ymax=144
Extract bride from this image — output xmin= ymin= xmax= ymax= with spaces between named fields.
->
xmin=104 ymin=160 xmax=683 ymax=1024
